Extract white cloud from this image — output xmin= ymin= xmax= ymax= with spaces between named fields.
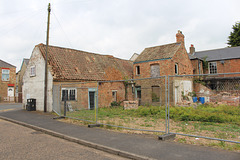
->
xmin=0 ymin=0 xmax=239 ymax=71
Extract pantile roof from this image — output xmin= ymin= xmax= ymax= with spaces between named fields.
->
xmin=0 ymin=59 xmax=16 ymax=68
xmin=134 ymin=43 xmax=181 ymax=63
xmin=37 ymin=44 xmax=133 ymax=81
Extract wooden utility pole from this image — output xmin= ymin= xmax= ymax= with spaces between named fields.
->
xmin=44 ymin=3 xmax=51 ymax=112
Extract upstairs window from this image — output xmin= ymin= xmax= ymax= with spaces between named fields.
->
xmin=2 ymin=69 xmax=10 ymax=81
xmin=175 ymin=63 xmax=178 ymax=75
xmin=209 ymin=62 xmax=217 ymax=74
xmin=62 ymin=88 xmax=77 ymax=101
xmin=136 ymin=66 xmax=140 ymax=75
xmin=150 ymin=64 xmax=160 ymax=77
xmin=30 ymin=66 xmax=36 ymax=77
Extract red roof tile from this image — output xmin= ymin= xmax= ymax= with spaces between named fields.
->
xmin=37 ymin=44 xmax=133 ymax=81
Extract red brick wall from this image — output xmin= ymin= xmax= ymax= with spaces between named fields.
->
xmin=133 ymin=60 xmax=170 ymax=79
xmin=0 ymin=67 xmax=16 ymax=102
xmin=133 ymin=44 xmax=193 ymax=79
xmin=204 ymin=59 xmax=240 ymax=77
xmin=191 ymin=59 xmax=203 ymax=75
xmin=172 ymin=45 xmax=193 ymax=75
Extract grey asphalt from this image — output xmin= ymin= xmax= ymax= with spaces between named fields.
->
xmin=0 ymin=119 xmax=127 ymax=160
xmin=0 ymin=104 xmax=239 ymax=160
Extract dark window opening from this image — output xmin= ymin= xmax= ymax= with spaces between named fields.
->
xmin=136 ymin=66 xmax=140 ymax=75
xmin=62 ymin=89 xmax=76 ymax=101
xmin=62 ymin=89 xmax=68 ymax=101
xmin=175 ymin=63 xmax=178 ymax=75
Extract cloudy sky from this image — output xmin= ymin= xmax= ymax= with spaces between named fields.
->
xmin=0 ymin=0 xmax=239 ymax=71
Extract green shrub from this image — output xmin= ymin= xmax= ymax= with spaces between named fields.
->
xmin=169 ymin=105 xmax=240 ymax=124
xmin=110 ymin=101 xmax=122 ymax=107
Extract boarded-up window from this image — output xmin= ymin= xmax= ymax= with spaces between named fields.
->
xmin=151 ymin=64 xmax=160 ymax=77
xmin=152 ymin=86 xmax=160 ymax=102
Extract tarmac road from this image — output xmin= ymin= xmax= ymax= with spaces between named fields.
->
xmin=0 ymin=119 xmax=128 ymax=160
xmin=0 ymin=103 xmax=22 ymax=112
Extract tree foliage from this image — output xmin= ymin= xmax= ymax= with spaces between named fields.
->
xmin=227 ymin=22 xmax=240 ymax=47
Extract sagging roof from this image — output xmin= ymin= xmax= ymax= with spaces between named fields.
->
xmin=194 ymin=46 xmax=240 ymax=61
xmin=0 ymin=59 xmax=16 ymax=68
xmin=37 ymin=44 xmax=133 ymax=81
xmin=134 ymin=43 xmax=181 ymax=63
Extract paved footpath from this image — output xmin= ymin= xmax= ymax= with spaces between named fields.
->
xmin=0 ymin=108 xmax=239 ymax=160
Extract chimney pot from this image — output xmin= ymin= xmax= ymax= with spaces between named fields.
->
xmin=189 ymin=44 xmax=195 ymax=55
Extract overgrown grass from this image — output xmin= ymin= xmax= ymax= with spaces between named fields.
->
xmin=67 ymin=104 xmax=240 ymax=125
xmin=63 ymin=104 xmax=240 ymax=152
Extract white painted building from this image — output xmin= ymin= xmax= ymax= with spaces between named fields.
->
xmin=23 ymin=46 xmax=53 ymax=111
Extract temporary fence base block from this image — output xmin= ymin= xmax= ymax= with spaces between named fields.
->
xmin=158 ymin=134 xmax=176 ymax=141
xmin=53 ymin=116 xmax=65 ymax=119
xmin=88 ymin=124 xmax=101 ymax=128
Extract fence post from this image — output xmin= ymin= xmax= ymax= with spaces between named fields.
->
xmin=168 ymin=75 xmax=170 ymax=134
xmin=64 ymin=94 xmax=67 ymax=117
xmin=96 ymin=82 xmax=99 ymax=124
xmin=165 ymin=75 xmax=168 ymax=134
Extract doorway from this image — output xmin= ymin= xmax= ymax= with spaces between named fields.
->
xmin=89 ymin=91 xmax=95 ymax=110
xmin=8 ymin=87 xmax=14 ymax=102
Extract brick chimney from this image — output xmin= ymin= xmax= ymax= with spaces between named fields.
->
xmin=189 ymin=44 xmax=195 ymax=55
xmin=176 ymin=30 xmax=185 ymax=45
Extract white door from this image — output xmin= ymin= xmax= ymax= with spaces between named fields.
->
xmin=8 ymin=87 xmax=14 ymax=97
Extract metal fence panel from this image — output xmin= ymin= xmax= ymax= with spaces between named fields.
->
xmin=52 ymin=85 xmax=61 ymax=115
xmin=167 ymin=73 xmax=240 ymax=144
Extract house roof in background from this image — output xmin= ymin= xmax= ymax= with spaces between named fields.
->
xmin=129 ymin=53 xmax=139 ymax=61
xmin=194 ymin=46 xmax=240 ymax=61
xmin=37 ymin=43 xmax=133 ymax=81
xmin=134 ymin=43 xmax=181 ymax=63
xmin=23 ymin=58 xmax=29 ymax=65
xmin=18 ymin=58 xmax=30 ymax=73
xmin=188 ymin=53 xmax=202 ymax=60
xmin=0 ymin=59 xmax=16 ymax=68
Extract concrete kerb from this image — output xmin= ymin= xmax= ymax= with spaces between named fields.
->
xmin=0 ymin=116 xmax=155 ymax=160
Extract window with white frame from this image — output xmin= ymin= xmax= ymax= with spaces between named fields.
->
xmin=62 ymin=88 xmax=77 ymax=101
xmin=30 ymin=66 xmax=36 ymax=77
xmin=2 ymin=69 xmax=10 ymax=81
xmin=209 ymin=62 xmax=217 ymax=74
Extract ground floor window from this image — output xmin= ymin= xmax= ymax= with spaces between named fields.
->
xmin=112 ymin=90 xmax=117 ymax=102
xmin=62 ymin=88 xmax=76 ymax=101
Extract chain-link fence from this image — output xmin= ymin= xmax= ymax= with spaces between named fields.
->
xmin=52 ymin=72 xmax=240 ymax=144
